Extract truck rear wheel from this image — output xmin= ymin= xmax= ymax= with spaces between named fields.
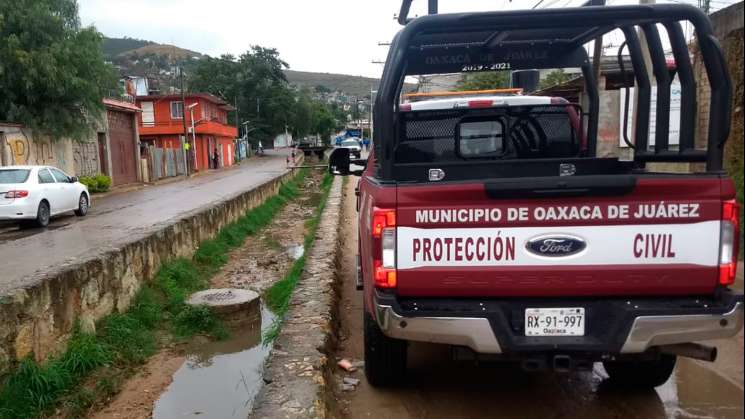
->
xmin=364 ymin=311 xmax=407 ymax=387
xmin=602 ymin=354 xmax=676 ymax=388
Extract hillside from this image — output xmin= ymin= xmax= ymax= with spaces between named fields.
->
xmin=102 ymin=36 xmax=154 ymax=58
xmin=120 ymin=43 xmax=203 ymax=60
xmin=102 ymin=36 xmax=415 ymax=97
xmin=283 ymin=70 xmax=380 ymax=97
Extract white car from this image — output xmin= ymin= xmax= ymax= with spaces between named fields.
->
xmin=340 ymin=138 xmax=362 ymax=158
xmin=0 ymin=166 xmax=91 ymax=227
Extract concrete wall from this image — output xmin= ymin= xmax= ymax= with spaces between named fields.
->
xmin=0 ymin=169 xmax=295 ymax=373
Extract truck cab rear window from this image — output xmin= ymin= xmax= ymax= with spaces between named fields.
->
xmin=457 ymin=119 xmax=506 ymax=158
xmin=395 ymin=105 xmax=581 ymax=164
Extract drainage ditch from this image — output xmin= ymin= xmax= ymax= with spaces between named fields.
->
xmin=87 ymin=167 xmax=326 ymax=419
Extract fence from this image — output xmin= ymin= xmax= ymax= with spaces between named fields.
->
xmin=144 ymin=146 xmax=186 ymax=182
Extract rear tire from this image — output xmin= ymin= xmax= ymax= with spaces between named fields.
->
xmin=602 ymin=354 xmax=676 ymax=388
xmin=35 ymin=201 xmax=50 ymax=227
xmin=74 ymin=193 xmax=89 ymax=216
xmin=364 ymin=311 xmax=407 ymax=387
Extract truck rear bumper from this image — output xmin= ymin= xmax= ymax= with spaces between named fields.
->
xmin=373 ymin=291 xmax=743 ymax=355
xmin=374 ymin=303 xmax=503 ymax=353
xmin=620 ymin=302 xmax=743 ymax=353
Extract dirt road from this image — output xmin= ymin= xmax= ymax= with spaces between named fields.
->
xmin=332 ymin=179 xmax=745 ymax=419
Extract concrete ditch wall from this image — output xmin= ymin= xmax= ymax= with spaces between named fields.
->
xmin=0 ymin=168 xmax=297 ymax=374
xmin=251 ymin=176 xmax=343 ymax=419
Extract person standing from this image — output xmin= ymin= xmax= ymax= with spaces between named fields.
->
xmin=213 ymin=148 xmax=220 ymax=169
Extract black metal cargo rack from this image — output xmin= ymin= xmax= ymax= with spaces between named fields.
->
xmin=374 ymin=1 xmax=732 ymax=180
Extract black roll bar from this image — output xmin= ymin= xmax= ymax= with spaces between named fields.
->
xmin=664 ymin=22 xmax=697 ymax=153
xmin=641 ymin=24 xmax=672 ymax=153
xmin=378 ymin=4 xmax=732 ymax=180
xmin=581 ymin=62 xmax=599 ymax=156
xmin=620 ymin=26 xmax=651 ymax=155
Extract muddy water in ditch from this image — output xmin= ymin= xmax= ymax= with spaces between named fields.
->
xmin=153 ymin=305 xmax=277 ymax=418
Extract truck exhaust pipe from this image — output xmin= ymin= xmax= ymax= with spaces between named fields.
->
xmin=659 ymin=343 xmax=718 ymax=362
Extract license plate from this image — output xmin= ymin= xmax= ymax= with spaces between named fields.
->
xmin=525 ymin=307 xmax=585 ymax=336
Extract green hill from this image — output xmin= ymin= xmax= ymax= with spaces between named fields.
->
xmin=102 ymin=37 xmax=413 ymax=97
xmin=283 ymin=70 xmax=380 ymax=97
xmin=102 ymin=36 xmax=155 ymax=58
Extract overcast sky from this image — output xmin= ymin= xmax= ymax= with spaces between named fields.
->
xmin=77 ymin=0 xmax=728 ymax=79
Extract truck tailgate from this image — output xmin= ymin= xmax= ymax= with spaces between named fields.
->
xmin=395 ymin=177 xmax=724 ymax=297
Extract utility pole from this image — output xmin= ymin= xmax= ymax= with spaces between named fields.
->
xmin=179 ymin=66 xmax=190 ymax=176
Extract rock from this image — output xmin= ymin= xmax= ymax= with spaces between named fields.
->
xmin=14 ymin=322 xmax=34 ymax=360
xmin=342 ymin=377 xmax=360 ymax=386
xmin=337 ymin=358 xmax=356 ymax=372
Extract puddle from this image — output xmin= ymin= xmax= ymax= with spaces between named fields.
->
xmin=153 ymin=305 xmax=277 ymax=418
xmin=286 ymin=244 xmax=305 ymax=260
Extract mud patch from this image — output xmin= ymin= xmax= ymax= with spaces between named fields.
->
xmin=89 ymin=352 xmax=186 ymax=419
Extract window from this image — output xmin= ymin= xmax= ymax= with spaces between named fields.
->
xmin=457 ymin=120 xmax=505 ymax=158
xmin=49 ymin=168 xmax=72 ymax=183
xmin=0 ymin=169 xmax=30 ymax=184
xmin=38 ymin=169 xmax=55 ymax=184
xmin=141 ymin=101 xmax=154 ymax=126
xmin=170 ymin=101 xmax=184 ymax=119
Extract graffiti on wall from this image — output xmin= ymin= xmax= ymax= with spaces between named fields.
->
xmin=73 ymin=142 xmax=100 ymax=177
xmin=8 ymin=131 xmax=31 ymax=164
xmin=1 ymin=128 xmax=73 ymax=173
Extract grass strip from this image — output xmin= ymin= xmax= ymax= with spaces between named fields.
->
xmin=263 ymin=173 xmax=334 ymax=344
xmin=0 ymin=170 xmax=308 ymax=419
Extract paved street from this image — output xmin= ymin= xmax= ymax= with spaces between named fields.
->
xmin=0 ymin=151 xmax=288 ymax=296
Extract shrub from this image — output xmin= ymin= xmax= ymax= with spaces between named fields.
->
xmin=79 ymin=174 xmax=112 ymax=194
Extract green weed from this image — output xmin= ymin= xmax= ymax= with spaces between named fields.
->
xmin=173 ymin=305 xmax=229 ymax=340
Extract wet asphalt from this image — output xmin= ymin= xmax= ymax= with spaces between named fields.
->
xmin=0 ymin=152 xmax=288 ymax=295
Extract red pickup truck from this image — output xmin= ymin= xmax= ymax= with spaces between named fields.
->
xmin=329 ymin=3 xmax=742 ymax=389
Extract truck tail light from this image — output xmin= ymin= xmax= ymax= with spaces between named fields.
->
xmin=4 ymin=190 xmax=29 ymax=198
xmin=372 ymin=208 xmax=397 ymax=288
xmin=719 ymin=199 xmax=740 ymax=286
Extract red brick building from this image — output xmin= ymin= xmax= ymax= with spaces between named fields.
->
xmin=136 ymin=93 xmax=237 ymax=172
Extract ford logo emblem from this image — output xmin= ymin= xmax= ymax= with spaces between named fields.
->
xmin=526 ymin=235 xmax=586 ymax=257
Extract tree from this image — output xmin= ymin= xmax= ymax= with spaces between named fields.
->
xmin=0 ymin=0 xmax=118 ymax=140
xmin=538 ymin=69 xmax=573 ymax=90
xmin=455 ymin=71 xmax=510 ymax=91
xmin=186 ymin=46 xmax=340 ymax=143
xmin=312 ymin=102 xmax=337 ymax=144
